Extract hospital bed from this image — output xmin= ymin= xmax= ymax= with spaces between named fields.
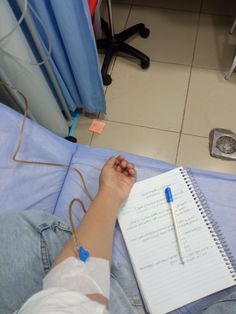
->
xmin=0 ymin=103 xmax=236 ymax=314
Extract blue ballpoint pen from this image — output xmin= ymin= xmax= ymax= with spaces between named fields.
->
xmin=165 ymin=187 xmax=185 ymax=264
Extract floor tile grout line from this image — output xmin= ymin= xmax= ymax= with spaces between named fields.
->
xmin=99 ymin=118 xmax=180 ymax=134
xmin=126 ymin=2 xmax=236 ymax=18
xmin=190 ymin=65 xmax=230 ymax=73
xmin=126 ymin=0 xmax=134 ymax=28
xmin=181 ymin=132 xmax=208 ymax=139
xmin=174 ymin=0 xmax=203 ymax=165
xmin=196 ymin=11 xmax=236 ymax=19
xmin=116 ymin=56 xmax=194 ymax=68
xmin=81 ymin=112 xmax=211 ymax=139
xmin=86 ymin=123 xmax=211 ymax=147
xmin=192 ymin=0 xmax=204 ymax=66
xmin=89 ymin=131 xmax=94 ymax=145
xmin=115 ymin=55 xmax=232 ymax=73
xmin=93 ymin=116 xmax=211 ymax=139
xmin=131 ymin=4 xmax=201 ymax=15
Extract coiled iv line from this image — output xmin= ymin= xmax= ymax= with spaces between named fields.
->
xmin=0 ymin=80 xmax=92 ymax=253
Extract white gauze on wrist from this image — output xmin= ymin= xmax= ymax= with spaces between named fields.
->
xmin=43 ymin=257 xmax=110 ymax=299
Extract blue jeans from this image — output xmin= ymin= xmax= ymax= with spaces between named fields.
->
xmin=0 ymin=210 xmax=235 ymax=314
xmin=0 ymin=210 xmax=143 ymax=314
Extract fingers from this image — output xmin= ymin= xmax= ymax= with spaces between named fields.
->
xmin=105 ymin=156 xmax=117 ymax=167
xmin=116 ymin=155 xmax=134 ymax=169
xmin=116 ymin=155 xmax=125 ymax=162
xmin=106 ymin=156 xmax=123 ymax=173
xmin=128 ymin=168 xmax=136 ymax=177
xmin=120 ymin=160 xmax=128 ymax=169
xmin=113 ymin=155 xmax=136 ymax=178
xmin=123 ymin=170 xmax=129 ymax=176
xmin=116 ymin=165 xmax=123 ymax=172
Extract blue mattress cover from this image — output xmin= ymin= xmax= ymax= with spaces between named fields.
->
xmin=0 ymin=103 xmax=236 ymax=314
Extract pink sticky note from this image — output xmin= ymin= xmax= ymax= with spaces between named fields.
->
xmin=89 ymin=119 xmax=106 ymax=134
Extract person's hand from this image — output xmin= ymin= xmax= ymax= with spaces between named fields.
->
xmin=99 ymin=155 xmax=136 ymax=204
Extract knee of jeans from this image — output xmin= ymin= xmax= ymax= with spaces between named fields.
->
xmin=109 ymin=277 xmax=136 ymax=314
xmin=0 ymin=210 xmax=72 ymax=314
xmin=111 ymin=262 xmax=143 ymax=310
xmin=202 ymin=292 xmax=236 ymax=314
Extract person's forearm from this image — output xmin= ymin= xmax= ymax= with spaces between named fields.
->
xmin=47 ymin=156 xmax=135 ymax=306
xmin=52 ymin=190 xmax=121 ymax=268
xmin=76 ymin=190 xmax=121 ymax=261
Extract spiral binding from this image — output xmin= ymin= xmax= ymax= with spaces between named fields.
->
xmin=179 ymin=167 xmax=236 ymax=281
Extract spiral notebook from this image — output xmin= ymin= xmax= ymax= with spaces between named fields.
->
xmin=118 ymin=167 xmax=236 ymax=314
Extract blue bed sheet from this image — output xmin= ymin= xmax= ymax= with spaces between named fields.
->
xmin=0 ymin=103 xmax=236 ymax=314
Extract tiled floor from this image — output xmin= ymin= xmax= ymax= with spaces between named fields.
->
xmin=76 ymin=0 xmax=236 ymax=174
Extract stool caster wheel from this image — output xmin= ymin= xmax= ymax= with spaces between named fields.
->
xmin=103 ymin=74 xmax=112 ymax=86
xmin=141 ymin=59 xmax=150 ymax=69
xmin=140 ymin=27 xmax=150 ymax=38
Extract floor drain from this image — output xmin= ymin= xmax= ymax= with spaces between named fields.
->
xmin=216 ymin=136 xmax=236 ymax=154
xmin=209 ymin=129 xmax=236 ymax=160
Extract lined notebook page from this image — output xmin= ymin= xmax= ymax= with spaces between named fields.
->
xmin=118 ymin=167 xmax=235 ymax=314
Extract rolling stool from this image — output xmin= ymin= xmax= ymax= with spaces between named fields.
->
xmin=97 ymin=0 xmax=150 ymax=86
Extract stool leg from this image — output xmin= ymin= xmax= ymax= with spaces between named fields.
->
xmin=97 ymin=38 xmax=109 ymax=50
xmin=117 ymin=24 xmax=146 ymax=42
xmin=101 ymin=45 xmax=114 ymax=85
xmin=120 ymin=42 xmax=149 ymax=63
xmin=225 ymin=54 xmax=236 ymax=80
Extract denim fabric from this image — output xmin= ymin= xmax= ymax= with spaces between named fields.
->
xmin=1 ymin=210 xmax=236 ymax=314
xmin=201 ymin=292 xmax=236 ymax=314
xmin=0 ymin=210 xmax=142 ymax=314
xmin=0 ymin=210 xmax=71 ymax=314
